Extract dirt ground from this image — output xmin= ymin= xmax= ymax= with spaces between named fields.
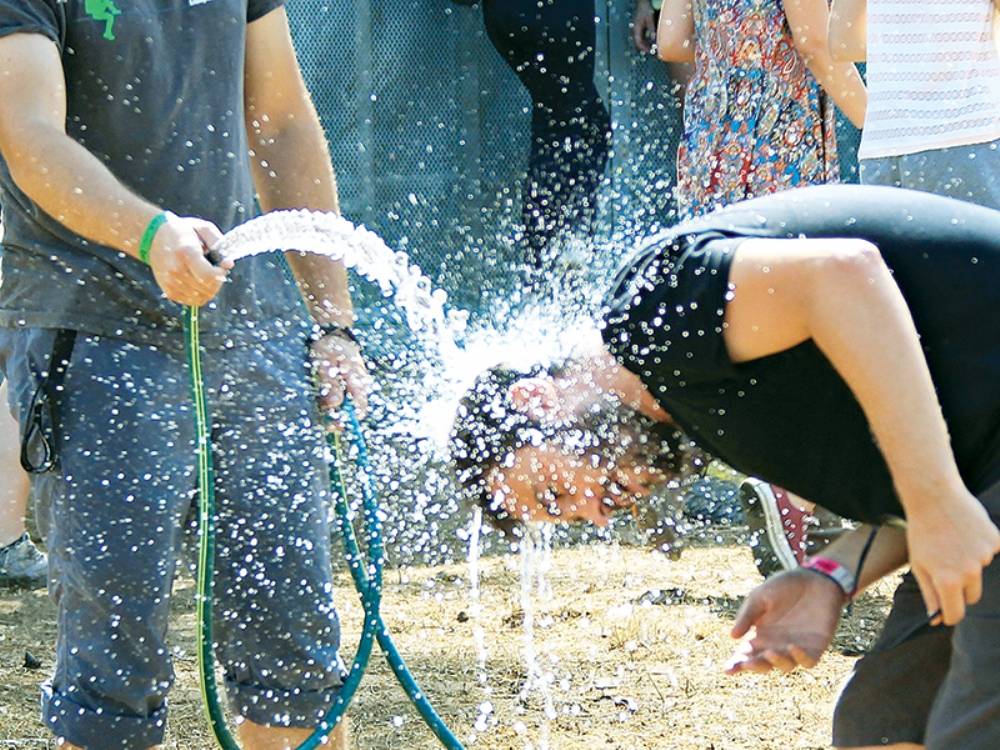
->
xmin=0 ymin=540 xmax=895 ymax=750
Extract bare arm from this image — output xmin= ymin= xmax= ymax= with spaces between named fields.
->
xmin=828 ymin=0 xmax=867 ymax=62
xmin=656 ymin=0 xmax=695 ymax=63
xmin=667 ymin=62 xmax=694 ymax=102
xmin=784 ymin=0 xmax=867 ymax=128
xmin=244 ymin=8 xmax=370 ymax=415
xmin=0 ymin=35 xmax=156 ymax=256
xmin=0 ymin=34 xmax=227 ymax=306
xmin=244 ymin=7 xmax=351 ymax=327
xmin=724 ymin=237 xmax=1000 ymax=625
xmin=820 ymin=523 xmax=908 ymax=592
xmin=728 ymin=523 xmax=907 ymax=674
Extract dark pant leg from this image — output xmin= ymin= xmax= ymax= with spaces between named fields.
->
xmin=924 ymin=481 xmax=1000 ymax=749
xmin=483 ymin=0 xmax=611 ymax=271
xmin=4 ymin=330 xmax=194 ymax=749
xmin=833 ymin=480 xmax=1000 ymax=748
xmin=832 ymin=572 xmax=953 ymax=746
xmin=207 ymin=337 xmax=344 ymax=728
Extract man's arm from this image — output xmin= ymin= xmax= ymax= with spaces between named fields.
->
xmin=0 ymin=33 xmax=228 ymax=306
xmin=784 ymin=0 xmax=867 ymax=128
xmin=723 ymin=237 xmax=1000 ymax=626
xmin=656 ymin=0 xmax=695 ymax=63
xmin=728 ymin=523 xmax=907 ymax=674
xmin=828 ymin=0 xmax=867 ymax=63
xmin=244 ymin=7 xmax=369 ymax=415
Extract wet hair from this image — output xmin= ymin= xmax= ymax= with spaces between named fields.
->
xmin=449 ymin=361 xmax=693 ymax=536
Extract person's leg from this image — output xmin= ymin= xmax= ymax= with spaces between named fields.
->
xmin=832 ymin=572 xmax=952 ymax=748
xmin=807 ymin=505 xmax=850 ymax=556
xmin=0 ymin=378 xmax=31 ymax=547
xmin=5 ymin=330 xmax=195 ymax=749
xmin=240 ymin=720 xmax=347 ymax=750
xmin=482 ymin=0 xmax=609 ymax=274
xmin=522 ymin=2 xmax=609 ymax=273
xmin=208 ymin=337 xmax=347 ymax=741
xmin=0 ymin=375 xmax=47 ymax=588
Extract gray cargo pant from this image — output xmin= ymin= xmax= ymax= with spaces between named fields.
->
xmin=0 ymin=327 xmax=344 ymax=749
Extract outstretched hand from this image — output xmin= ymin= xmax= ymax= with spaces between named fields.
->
xmin=726 ymin=569 xmax=846 ymax=675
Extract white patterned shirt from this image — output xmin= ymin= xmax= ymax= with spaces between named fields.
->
xmin=860 ymin=0 xmax=1000 ymax=159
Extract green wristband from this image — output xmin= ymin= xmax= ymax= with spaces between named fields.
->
xmin=138 ymin=212 xmax=169 ymax=266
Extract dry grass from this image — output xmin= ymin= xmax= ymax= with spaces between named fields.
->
xmin=0 ymin=542 xmax=895 ymax=749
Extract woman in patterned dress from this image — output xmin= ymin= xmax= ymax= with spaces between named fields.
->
xmin=652 ymin=0 xmax=868 ymax=575
xmin=656 ymin=0 xmax=867 ymax=218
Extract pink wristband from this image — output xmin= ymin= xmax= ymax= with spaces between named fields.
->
xmin=802 ymin=556 xmax=856 ymax=599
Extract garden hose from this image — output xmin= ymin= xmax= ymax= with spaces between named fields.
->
xmin=184 ymin=305 xmax=465 ymax=750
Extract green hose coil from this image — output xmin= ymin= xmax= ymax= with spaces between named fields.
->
xmin=185 ymin=305 xmax=465 ymax=750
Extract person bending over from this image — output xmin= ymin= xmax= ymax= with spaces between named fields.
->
xmin=451 ymin=184 xmax=1000 ymax=750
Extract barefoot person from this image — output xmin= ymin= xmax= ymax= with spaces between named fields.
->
xmin=451 ymin=184 xmax=1000 ymax=749
xmin=0 ymin=2 xmax=368 ymax=747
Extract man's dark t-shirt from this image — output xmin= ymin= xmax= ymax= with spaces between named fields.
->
xmin=0 ymin=0 xmax=307 ymax=351
xmin=602 ymin=185 xmax=1000 ymax=524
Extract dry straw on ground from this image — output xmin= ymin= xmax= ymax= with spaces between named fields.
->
xmin=0 ymin=542 xmax=894 ymax=749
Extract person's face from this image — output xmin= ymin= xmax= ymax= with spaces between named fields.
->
xmin=485 ymin=443 xmax=666 ymax=527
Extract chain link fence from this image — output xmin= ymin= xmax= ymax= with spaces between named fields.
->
xmin=286 ymin=0 xmax=862 ymax=564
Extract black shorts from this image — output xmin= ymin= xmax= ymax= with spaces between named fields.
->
xmin=833 ymin=481 xmax=1000 ymax=749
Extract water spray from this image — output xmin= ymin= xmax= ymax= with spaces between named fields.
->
xmin=185 ymin=212 xmax=466 ymax=749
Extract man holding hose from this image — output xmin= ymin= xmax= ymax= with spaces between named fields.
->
xmin=0 ymin=1 xmax=368 ymax=747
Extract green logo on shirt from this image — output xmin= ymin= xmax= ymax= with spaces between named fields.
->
xmin=84 ymin=0 xmax=122 ymax=41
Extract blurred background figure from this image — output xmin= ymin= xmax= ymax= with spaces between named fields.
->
xmin=0 ymin=220 xmax=46 ymax=588
xmin=650 ymin=0 xmax=867 ymax=573
xmin=632 ymin=0 xmax=662 ymax=55
xmin=656 ymin=0 xmax=867 ymax=218
xmin=633 ymin=0 xmax=695 ymax=106
xmin=830 ymin=0 xmax=1000 ymax=210
xmin=0 ymin=379 xmax=44 ymax=589
xmin=482 ymin=0 xmax=612 ymax=279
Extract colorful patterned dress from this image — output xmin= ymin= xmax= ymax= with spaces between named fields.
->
xmin=676 ymin=0 xmax=840 ymax=218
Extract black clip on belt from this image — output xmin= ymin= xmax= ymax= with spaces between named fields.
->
xmin=20 ymin=329 xmax=77 ymax=474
